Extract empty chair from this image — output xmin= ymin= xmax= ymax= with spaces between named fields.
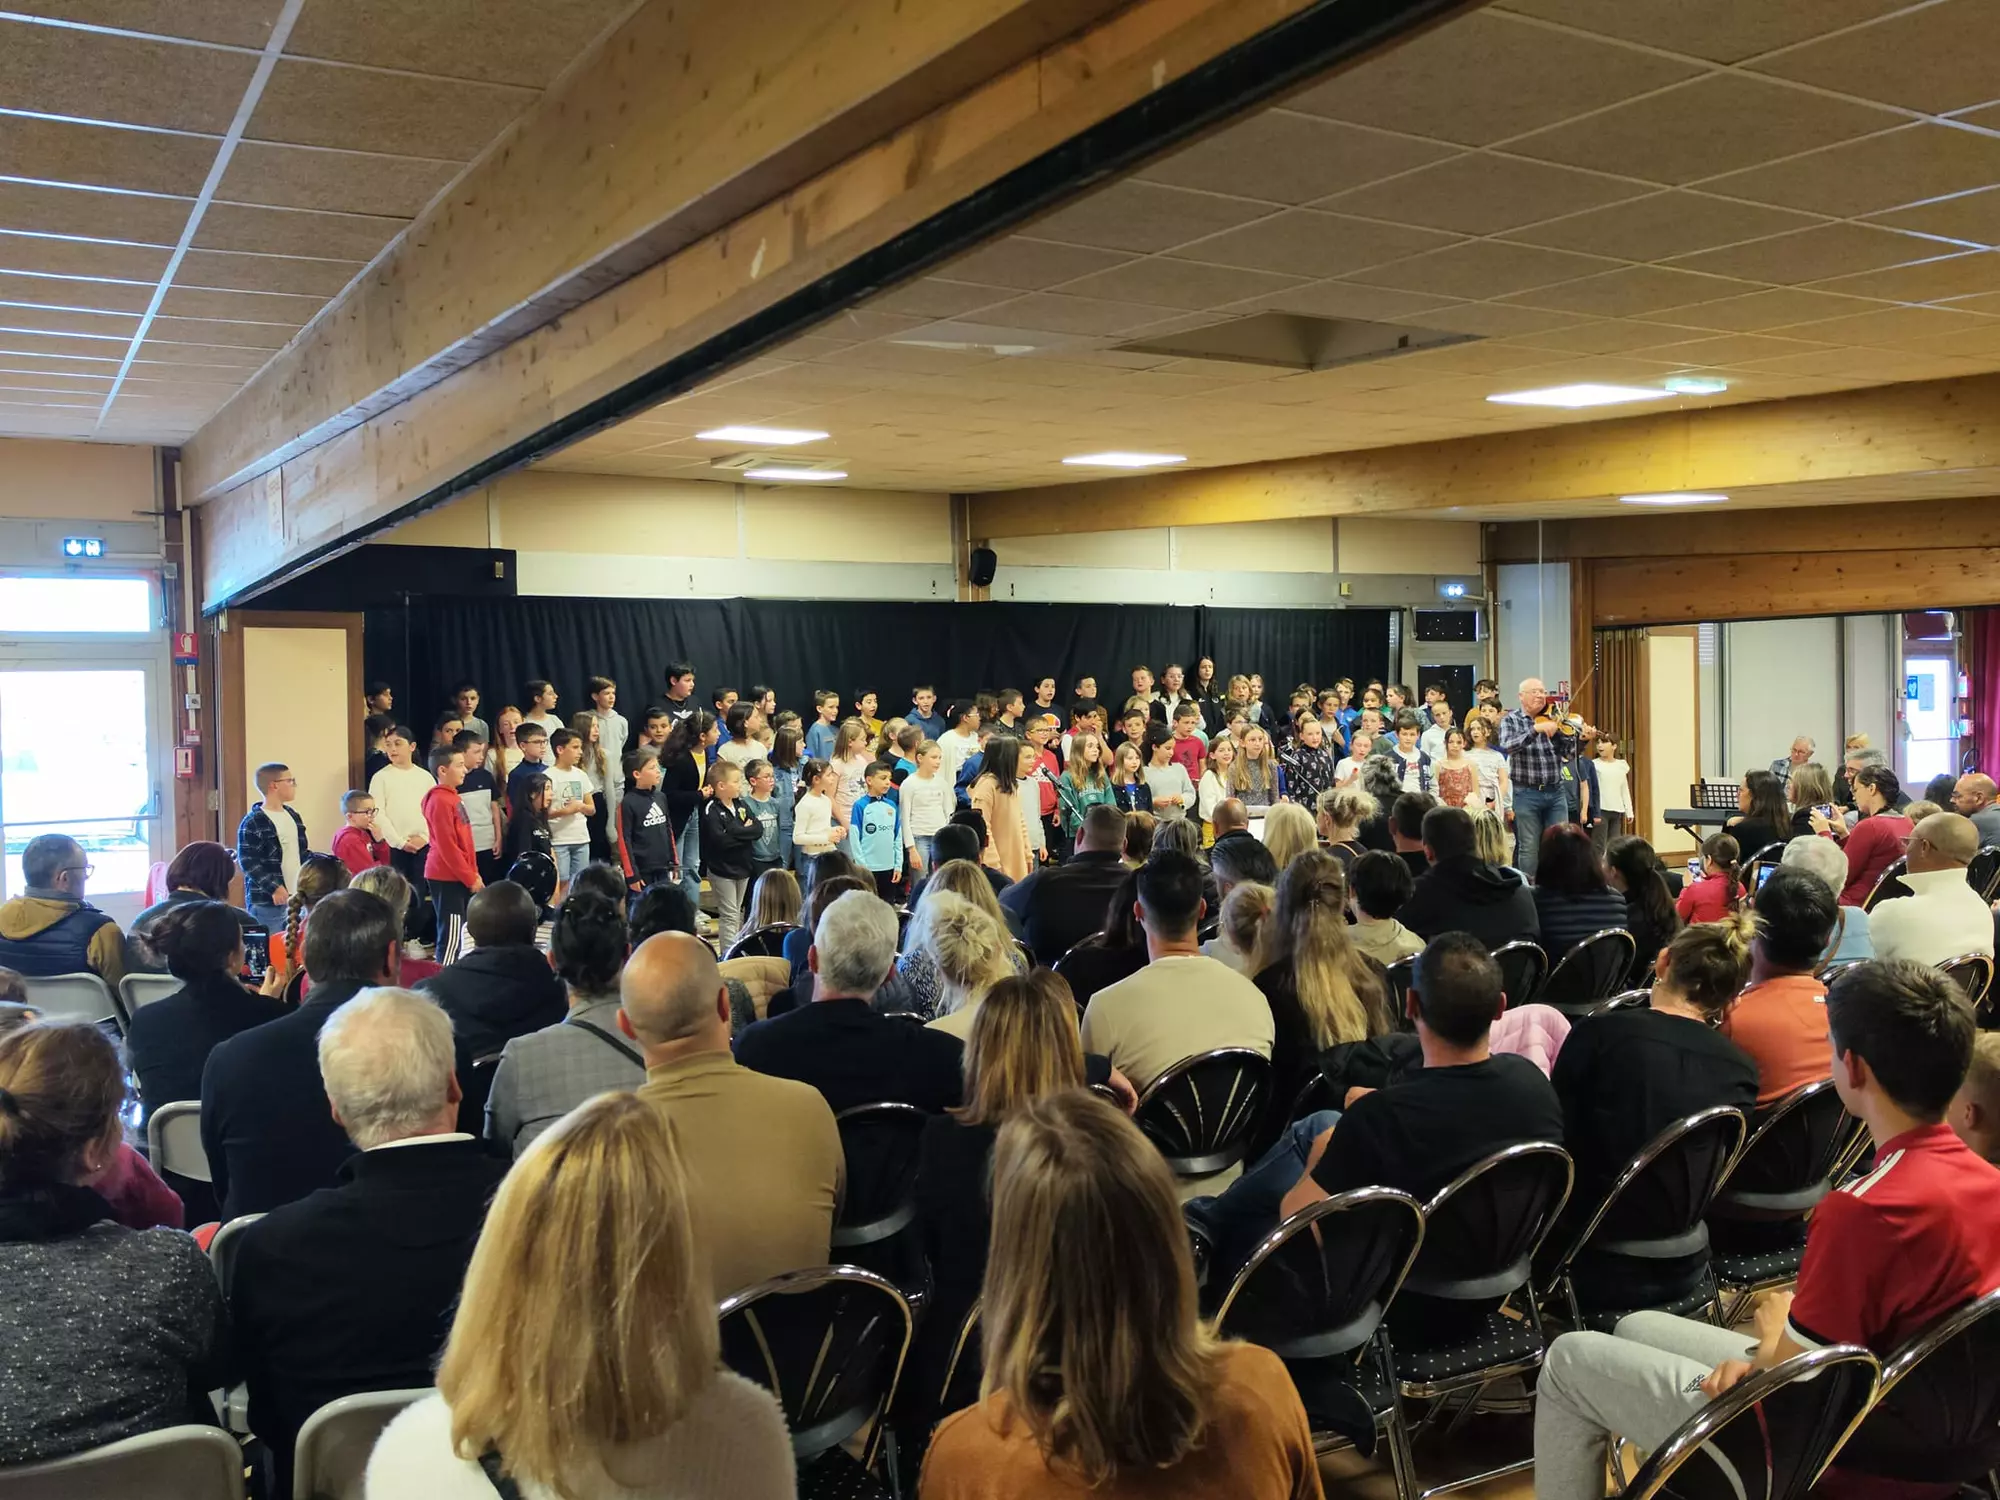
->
xmin=1936 ymin=951 xmax=1993 ymax=1011
xmin=831 ymin=1102 xmax=929 ymax=1296
xmin=1215 ymin=1187 xmax=1426 ymax=1500
xmin=1832 ymin=1288 xmax=2000 ymax=1494
xmin=724 ymin=922 xmax=798 ymax=960
xmin=291 ymin=1388 xmax=430 ymax=1500
xmin=21 ymin=972 xmax=119 ymax=1029
xmin=1538 ymin=929 xmax=1636 ymax=1013
xmin=1708 ymin=1079 xmax=1859 ymax=1317
xmin=0 ymin=1425 xmax=244 ymax=1500
xmin=1966 ymin=846 xmax=2000 ymax=903
xmin=1489 ymin=940 xmax=1547 ymax=1009
xmin=147 ymin=1100 xmax=210 ymax=1184
xmin=1131 ymin=1048 xmax=1271 ymax=1181
xmin=117 ymin=971 xmax=184 ymax=1027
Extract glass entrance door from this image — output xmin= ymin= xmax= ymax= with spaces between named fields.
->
xmin=0 ymin=662 xmax=162 ymax=925
xmin=1901 ymin=654 xmax=1959 ymax=791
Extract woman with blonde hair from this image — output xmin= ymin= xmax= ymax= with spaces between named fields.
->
xmin=1471 ymin=807 xmax=1514 ymax=869
xmin=1230 ymin=724 xmax=1281 ymax=809
xmin=914 ymin=892 xmax=1016 ymax=1039
xmin=365 ymin=1092 xmax=792 ymax=1499
xmin=896 ymin=861 xmax=1024 ymax=1020
xmin=351 ymin=864 xmax=441 ymax=982
xmin=1260 ymin=800 xmax=1317 ymax=873
xmin=1315 ymin=784 xmax=1376 ymax=870
xmin=1210 ymin=880 xmax=1274 ymax=975
xmin=1785 ymin=762 xmax=1835 ymax=837
xmin=921 ymin=1091 xmax=1318 ymax=1498
xmin=745 ymin=866 xmax=801 ymax=931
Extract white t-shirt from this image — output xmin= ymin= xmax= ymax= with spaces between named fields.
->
xmin=937 ymin=729 xmax=980 ymax=786
xmin=1593 ymin=757 xmax=1633 ymax=816
xmin=264 ymin=803 xmax=300 ymax=890
xmin=546 ymin=765 xmax=591 ymax=847
xmin=901 ymin=773 xmax=954 ymax=840
xmin=524 ymin=712 xmax=565 ymax=736
xmin=368 ymin=762 xmax=436 ymax=848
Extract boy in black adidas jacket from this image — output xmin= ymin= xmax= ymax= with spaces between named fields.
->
xmin=616 ymin=749 xmax=679 ymax=892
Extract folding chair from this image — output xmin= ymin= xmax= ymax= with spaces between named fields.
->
xmin=148 ymin=1100 xmax=210 ymax=1184
xmin=1489 ymin=940 xmax=1547 ymax=1009
xmin=1936 ymin=951 xmax=1994 ymax=1011
xmin=1538 ymin=929 xmax=1636 ymax=1014
xmin=1967 ymin=846 xmax=2000 ymax=903
xmin=1132 ymin=1048 xmax=1271 ymax=1181
xmin=1862 ymin=856 xmax=1911 ymax=912
xmin=1707 ymin=1080 xmax=1858 ymax=1319
xmin=21 ymin=971 xmax=120 ymax=1030
xmin=1832 ymin=1288 xmax=2000 ymax=1495
xmin=0 ymin=1425 xmax=244 ymax=1499
xmin=723 ymin=922 xmax=799 ymax=960
xmin=291 ymin=1388 xmax=430 ymax=1500
xmin=831 ymin=1102 xmax=930 ymax=1302
xmin=118 ymin=971 xmax=184 ymax=1028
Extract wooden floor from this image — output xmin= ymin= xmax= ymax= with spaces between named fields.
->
xmin=1320 ymin=1410 xmax=1537 ymax=1500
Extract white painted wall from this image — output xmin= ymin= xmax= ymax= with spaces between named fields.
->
xmin=242 ymin=625 xmax=351 ymax=843
xmin=1495 ymin=563 xmax=1570 ymax=697
xmin=1843 ymin=614 xmax=1896 ymax=757
xmin=1720 ymin=618 xmax=1841 ymax=781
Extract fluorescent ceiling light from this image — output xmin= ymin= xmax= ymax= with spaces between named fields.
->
xmin=1061 ymin=452 xmax=1187 ymax=468
xmin=1619 ymin=492 xmax=1728 ymax=507
xmin=743 ymin=467 xmax=847 ymax=482
xmin=1487 ymin=384 xmax=1671 ymax=409
xmin=695 ymin=425 xmax=828 ymax=445
xmin=1664 ymin=375 xmax=1728 ymax=395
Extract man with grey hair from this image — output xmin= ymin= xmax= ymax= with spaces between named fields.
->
xmin=1769 ymin=736 xmax=1815 ymax=788
xmin=737 ymin=888 xmax=963 ymax=1111
xmin=1780 ymin=835 xmax=1874 ymax=965
xmin=623 ymin=932 xmax=842 ymax=1300
xmin=1870 ymin=812 xmax=1994 ymax=967
xmin=1950 ymin=773 xmax=2000 ymax=846
xmin=228 ymin=987 xmax=506 ymax=1495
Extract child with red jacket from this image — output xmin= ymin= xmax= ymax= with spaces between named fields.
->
xmin=422 ymin=746 xmax=483 ymax=965
xmin=331 ymin=789 xmax=392 ymax=876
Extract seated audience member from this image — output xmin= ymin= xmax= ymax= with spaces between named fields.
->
xmin=1948 ymin=1031 xmax=2000 ymax=1163
xmin=1399 ymin=805 xmax=1540 ymax=950
xmin=622 ymin=931 xmax=841 ymax=1300
xmin=1348 ymin=849 xmax=1425 ymax=966
xmin=1205 ymin=881 xmax=1273 ymax=973
xmin=1533 ymin=824 xmax=1632 ymax=961
xmin=365 ymin=1093 xmax=794 ymax=1500
xmin=416 ymin=880 xmax=566 ymax=1060
xmin=1209 ymin=796 xmax=1250 ymax=844
xmin=202 ymin=888 xmax=427 ymax=1217
xmin=921 ymin=1092 xmax=1319 ymax=1500
xmin=1534 ymin=961 xmax=2000 ymax=1500
xmin=349 ymin=864 xmax=442 ymax=984
xmin=738 ymin=890 xmax=964 ymax=1112
xmin=126 ymin=839 xmax=263 ymax=971
xmin=1950 ymin=772 xmax=2000 ymax=845
xmin=780 ymin=868 xmax=872 ymax=1000
xmin=484 ymin=891 xmax=634 ymax=1154
xmin=1780 ymin=833 xmax=1873 ymax=964
xmin=269 ymin=852 xmax=350 ymax=994
xmin=0 ymin=833 xmax=124 ymax=984
xmin=895 ymin=862 xmax=1023 ymax=1019
xmin=1819 ymin=765 xmax=1914 ymax=905
xmin=1000 ymin=803 xmax=1130 ymax=965
xmin=1261 ymin=801 xmax=1318 ymax=872
xmin=0 ymin=1019 xmax=224 ymax=1465
xmin=1471 ymin=807 xmax=1515 ymax=870
xmin=1209 ymin=823 xmax=1278 ymax=903
xmin=1056 ymin=868 xmax=1149 ymax=1006
xmin=1316 ymin=784 xmax=1376 ymax=868
xmin=915 ymin=893 xmax=1016 ymax=1040
xmin=1676 ymin=833 xmax=1743 ymax=924
xmin=1122 ymin=807 xmax=1157 ymax=863
xmin=746 ymin=866 xmax=801 ymax=930
xmin=1721 ymin=868 xmax=1839 ymax=1105
xmin=1390 ymin=791 xmax=1435 ymax=877
xmin=1724 ymin=769 xmax=1793 ymax=859
xmin=124 ymin=899 xmax=284 ymax=1121
xmin=1869 ymin=811 xmax=1994 ymax=966
xmin=1786 ymin=763 xmax=1836 ymax=839
xmin=1902 ymin=798 xmax=1943 ymax=826
xmin=906 ymin=821 xmax=1011 ymax=907
xmin=1605 ymin=836 xmax=1680 ymax=984
xmin=1152 ymin=818 xmax=1221 ymax=911
xmin=231 ymin=988 xmax=508 ymax=1494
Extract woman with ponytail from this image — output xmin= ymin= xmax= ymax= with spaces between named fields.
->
xmin=269 ymin=852 xmax=350 ymax=998
xmin=123 ymin=900 xmax=285 ymax=1121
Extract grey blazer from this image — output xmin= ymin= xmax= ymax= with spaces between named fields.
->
xmin=484 ymin=997 xmax=644 ymax=1154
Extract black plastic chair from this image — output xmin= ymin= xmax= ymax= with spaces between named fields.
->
xmin=1863 ymin=855 xmax=1911 ymax=912
xmin=831 ymin=1102 xmax=930 ymax=1301
xmin=1708 ymin=1079 xmax=1858 ymax=1317
xmin=724 ymin=922 xmax=799 ymax=960
xmin=934 ymin=1301 xmax=984 ymax=1435
xmin=1538 ymin=928 xmax=1637 ymax=1013
xmin=1968 ymin=846 xmax=2000 ymax=903
xmin=1216 ymin=1188 xmax=1426 ymax=1500
xmin=1538 ymin=1105 xmax=1745 ymax=1332
xmin=1132 ymin=1049 xmax=1271 ymax=1180
xmin=1489 ymin=940 xmax=1548 ymax=1009
xmin=1937 ymin=951 xmax=1994 ymax=1011
xmin=1382 ymin=955 xmax=1416 ymax=1015
xmin=1616 ymin=1344 xmax=1880 ymax=1500
xmin=1577 ymin=987 xmax=1651 ymax=1019
xmin=1290 ymin=1071 xmax=1337 ymax=1122
xmin=718 ymin=1266 xmax=913 ymax=1492
xmin=1834 ymin=1288 xmax=2000 ymax=1494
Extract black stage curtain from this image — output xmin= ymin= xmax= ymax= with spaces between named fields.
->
xmin=372 ymin=595 xmax=1392 ymax=725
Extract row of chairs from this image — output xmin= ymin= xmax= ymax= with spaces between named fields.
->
xmin=18 ymin=969 xmax=182 ymax=1033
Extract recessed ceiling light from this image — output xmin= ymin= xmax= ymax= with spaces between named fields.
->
xmin=696 ymin=426 xmax=828 ymax=445
xmin=1487 ymin=384 xmax=1672 ymax=409
xmin=1619 ymin=492 xmax=1728 ymax=507
xmin=743 ymin=467 xmax=847 ymax=482
xmin=1061 ymin=452 xmax=1188 ymax=468
xmin=1664 ymin=376 xmax=1729 ymax=396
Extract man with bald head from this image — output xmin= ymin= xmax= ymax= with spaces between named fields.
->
xmin=618 ymin=930 xmax=842 ymax=1299
xmin=1869 ymin=812 xmax=1995 ymax=967
xmin=1951 ymin=774 xmax=2000 ymax=845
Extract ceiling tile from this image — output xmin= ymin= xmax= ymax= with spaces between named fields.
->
xmin=1771 ymin=304 xmax=2000 ymax=347
xmin=1508 ymin=73 xmax=1902 ymax=185
xmin=0 ymin=349 xmax=118 ymax=374
xmin=134 ymin=339 xmax=272 ymax=369
xmin=1491 ymin=0 xmax=1914 ymax=64
xmin=1808 ymin=252 xmax=2000 ymax=304
xmin=1671 ymin=223 xmax=1958 ymax=285
xmin=0 ymin=180 xmax=192 ymax=243
xmin=146 ymin=313 xmax=294 ymax=349
xmin=1284 ymin=9 xmax=1702 ymax=145
xmin=0 ymin=267 xmax=150 ymax=312
xmin=1747 ymin=0 xmax=2000 ymax=114
xmin=0 ymin=232 xmax=169 ymax=281
xmin=1702 ymin=125 xmax=2000 ymax=220
xmin=1243 ymin=280 xmax=1463 ymax=322
xmin=157 ymin=286 xmax=319 ymax=324
xmin=1635 ymin=331 xmax=1837 ymax=367
xmin=859 ymin=278 xmax=1008 ymax=321
xmin=1871 ymin=188 xmax=2000 ymax=251
xmin=1027 ymin=181 xmax=1273 ymax=255
xmin=173 ymin=248 xmax=362 ymax=297
xmin=1662 ymin=287 xmax=1895 ymax=332
xmin=0 ymin=369 xmax=111 ymax=393
xmin=1404 ymin=302 xmax=1586 ymax=338
xmin=1345 ymin=239 xmax=1620 ymax=299
xmin=0 ymin=18 xmax=258 ymax=131
xmin=246 ymin=58 xmax=536 ymax=160
xmin=0 ymin=330 xmax=129 ymax=360
xmin=191 ymin=202 xmax=408 ymax=260
xmin=0 ymin=302 xmax=136 ymax=337
xmin=1171 ymin=210 xmax=1458 ymax=279
xmin=1492 ymin=263 xmax=1750 ymax=316
xmin=1507 ymin=319 xmax=1705 ymax=355
xmin=283 ymin=0 xmax=627 ymax=87
xmin=216 ymin=142 xmax=456 ymax=217
xmin=1320 ymin=152 xmax=1650 ymax=236
xmin=0 ymin=113 xmax=216 ymax=197
xmin=1056 ymin=258 xmax=1305 ymax=311
xmin=2 ymin=1 xmax=284 ymax=46
xmin=1501 ymin=190 xmax=1823 ymax=261
xmin=1137 ymin=111 xmax=1455 ymax=204
xmin=943 ymin=294 xmax=1180 ymax=338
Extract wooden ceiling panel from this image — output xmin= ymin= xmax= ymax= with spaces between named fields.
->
xmin=190 ymin=202 xmax=408 ymax=261
xmin=0 ymin=232 xmax=171 ymax=281
xmin=156 ymin=287 xmax=320 ymax=326
xmin=0 ymin=18 xmax=258 ymax=132
xmin=0 ymin=113 xmax=216 ymax=197
xmin=215 ymin=142 xmax=457 ymax=218
xmin=174 ymin=249 xmax=363 ymax=298
xmin=284 ymin=0 xmax=652 ymax=89
xmin=0 ymin=301 xmax=137 ymax=337
xmin=246 ymin=58 xmax=537 ymax=161
xmin=0 ymin=180 xmax=193 ymax=244
xmin=145 ymin=314 xmax=296 ymax=350
xmin=5 ymin=1 xmax=284 ymax=48
xmin=0 ymin=330 xmax=129 ymax=361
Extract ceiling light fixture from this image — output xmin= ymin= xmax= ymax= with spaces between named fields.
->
xmin=695 ymin=425 xmax=829 ymax=445
xmin=1061 ymin=452 xmax=1187 ymax=469
xmin=743 ymin=467 xmax=847 ymax=482
xmin=1664 ymin=376 xmax=1729 ymax=395
xmin=1619 ymin=492 xmax=1728 ymax=507
xmin=1487 ymin=384 xmax=1672 ymax=409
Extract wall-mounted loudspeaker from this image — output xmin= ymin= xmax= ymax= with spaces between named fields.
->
xmin=968 ymin=546 xmax=998 ymax=587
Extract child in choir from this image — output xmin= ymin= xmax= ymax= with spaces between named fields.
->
xmin=1591 ymin=734 xmax=1633 ymax=852
xmin=1111 ymin=741 xmax=1152 ymax=814
xmin=830 ymin=720 xmax=872 ymax=823
xmin=792 ymin=758 xmax=844 ymax=859
xmin=846 ymin=761 xmax=907 ymax=901
xmin=1431 ymin=727 xmax=1479 ymax=810
xmin=1169 ymin=703 xmax=1206 ymax=782
xmin=616 ymin=750 xmax=678 ymax=893
xmin=332 ymin=789 xmax=391 ymax=875
xmin=699 ymin=760 xmax=761 ymax=947
xmin=804 ymin=689 xmax=842 ymax=761
xmin=742 ymin=759 xmax=786 ymax=876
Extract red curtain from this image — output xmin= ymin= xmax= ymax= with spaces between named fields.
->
xmin=1970 ymin=608 xmax=2000 ymax=776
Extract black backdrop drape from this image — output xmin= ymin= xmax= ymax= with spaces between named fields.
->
xmin=366 ymin=596 xmax=1393 ymax=725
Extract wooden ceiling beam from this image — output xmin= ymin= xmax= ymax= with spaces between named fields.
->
xmin=967 ymin=371 xmax=2000 ymax=537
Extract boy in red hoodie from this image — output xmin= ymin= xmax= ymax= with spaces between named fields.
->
xmin=331 ymin=789 xmax=392 ymax=876
xmin=422 ymin=746 xmax=483 ymax=964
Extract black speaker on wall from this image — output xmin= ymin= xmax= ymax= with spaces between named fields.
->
xmin=968 ymin=546 xmax=998 ymax=587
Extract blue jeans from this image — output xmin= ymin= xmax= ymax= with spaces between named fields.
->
xmin=911 ymin=834 xmax=935 ymax=876
xmin=678 ymin=810 xmax=702 ymax=909
xmin=1185 ymin=1109 xmax=1341 ymax=1277
xmin=1513 ymin=784 xmax=1565 ymax=880
xmin=554 ymin=842 xmax=590 ymax=883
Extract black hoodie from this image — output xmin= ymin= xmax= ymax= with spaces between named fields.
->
xmin=416 ymin=944 xmax=567 ymax=1061
xmin=1399 ymin=854 xmax=1541 ymax=952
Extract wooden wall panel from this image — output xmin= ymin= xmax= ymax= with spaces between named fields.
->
xmin=1590 ymin=548 xmax=2000 ymax=628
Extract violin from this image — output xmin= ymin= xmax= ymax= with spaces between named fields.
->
xmin=1535 ymin=710 xmax=1590 ymax=741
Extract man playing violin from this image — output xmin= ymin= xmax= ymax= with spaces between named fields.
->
xmin=1499 ymin=677 xmax=1595 ymax=881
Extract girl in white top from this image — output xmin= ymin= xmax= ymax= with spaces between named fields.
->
xmin=1141 ymin=730 xmax=1195 ymax=821
xmin=937 ymin=705 xmax=982 ymax=786
xmin=790 ymin=759 xmax=844 ymax=858
xmin=367 ymin=728 xmax=436 ymax=857
xmin=1333 ymin=730 xmax=1374 ymax=788
xmin=1464 ymin=715 xmax=1511 ymax=816
xmin=901 ymin=740 xmax=955 ymax=876
xmin=1592 ymin=734 xmax=1634 ymax=844
xmin=1197 ymin=733 xmax=1237 ymax=826
xmin=364 ymin=1094 xmax=792 ymax=1500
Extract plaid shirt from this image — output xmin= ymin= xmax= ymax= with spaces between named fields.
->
xmin=1499 ymin=708 xmax=1564 ymax=790
xmin=234 ymin=804 xmax=307 ymax=905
